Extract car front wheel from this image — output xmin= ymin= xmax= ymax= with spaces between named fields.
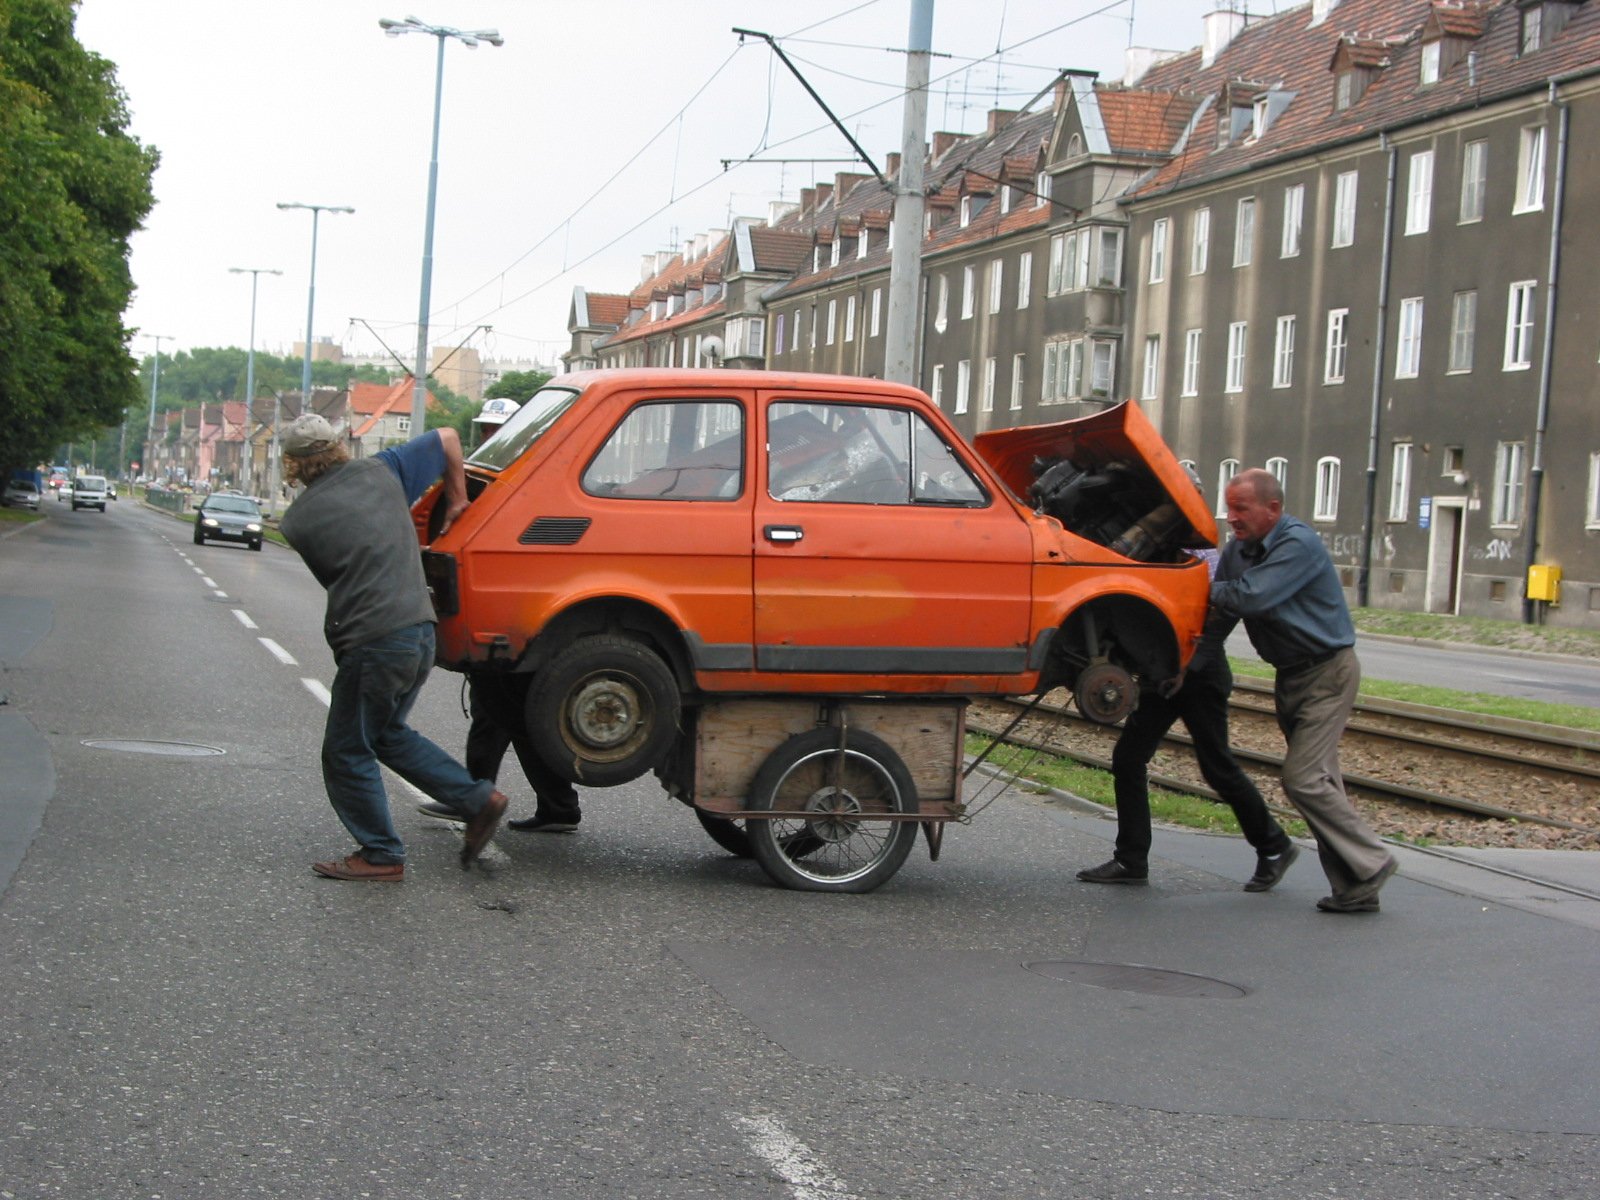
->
xmin=526 ymin=634 xmax=681 ymax=788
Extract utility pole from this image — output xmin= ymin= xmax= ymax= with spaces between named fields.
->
xmin=884 ymin=0 xmax=933 ymax=386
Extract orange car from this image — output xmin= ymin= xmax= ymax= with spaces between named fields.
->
xmin=416 ymin=369 xmax=1215 ymax=787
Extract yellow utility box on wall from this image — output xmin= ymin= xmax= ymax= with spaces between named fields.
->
xmin=1527 ymin=564 xmax=1562 ymax=603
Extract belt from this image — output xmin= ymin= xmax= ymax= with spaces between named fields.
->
xmin=1276 ymin=646 xmax=1347 ymax=675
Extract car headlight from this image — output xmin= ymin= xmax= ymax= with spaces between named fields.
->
xmin=245 ymin=523 xmax=262 ymax=533
xmin=202 ymin=517 xmax=220 ymax=527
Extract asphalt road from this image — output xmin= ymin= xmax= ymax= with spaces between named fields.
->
xmin=2 ymin=500 xmax=1596 ymax=1199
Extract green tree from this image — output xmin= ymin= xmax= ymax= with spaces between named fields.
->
xmin=485 ymin=369 xmax=552 ymax=403
xmin=0 ymin=0 xmax=157 ymax=476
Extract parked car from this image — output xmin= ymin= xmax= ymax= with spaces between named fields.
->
xmin=56 ymin=482 xmax=72 ymax=502
xmin=71 ymin=475 xmax=109 ymax=511
xmin=3 ymin=475 xmax=42 ymax=510
xmin=193 ymin=493 xmax=264 ymax=550
xmin=412 ymin=368 xmax=1215 ymax=787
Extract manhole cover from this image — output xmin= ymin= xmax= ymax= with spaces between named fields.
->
xmin=82 ymin=739 xmax=226 ymax=758
xmin=1024 ymin=960 xmax=1247 ymax=999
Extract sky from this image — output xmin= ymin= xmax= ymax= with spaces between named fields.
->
xmin=74 ymin=0 xmax=1215 ymax=373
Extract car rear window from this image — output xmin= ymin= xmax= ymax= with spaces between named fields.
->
xmin=582 ymin=400 xmax=743 ymax=501
xmin=470 ymin=386 xmax=581 ymax=471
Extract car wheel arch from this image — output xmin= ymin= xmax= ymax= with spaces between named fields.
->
xmin=1043 ymin=594 xmax=1182 ymax=693
xmin=514 ymin=598 xmax=694 ymax=694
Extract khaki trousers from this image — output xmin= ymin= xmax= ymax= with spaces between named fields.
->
xmin=1273 ymin=647 xmax=1390 ymax=891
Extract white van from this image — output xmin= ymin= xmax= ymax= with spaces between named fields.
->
xmin=72 ymin=475 xmax=109 ymax=512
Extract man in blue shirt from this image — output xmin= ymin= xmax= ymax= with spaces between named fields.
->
xmin=278 ymin=414 xmax=507 ymax=880
xmin=1210 ymin=469 xmax=1396 ymax=913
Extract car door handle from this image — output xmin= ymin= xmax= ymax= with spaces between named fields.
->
xmin=764 ymin=524 xmax=804 ymax=544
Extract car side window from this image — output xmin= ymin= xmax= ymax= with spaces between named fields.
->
xmin=767 ymin=401 xmax=986 ymax=506
xmin=582 ymin=399 xmax=744 ymax=500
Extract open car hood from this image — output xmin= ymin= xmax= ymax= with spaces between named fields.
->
xmin=973 ymin=401 xmax=1218 ymax=552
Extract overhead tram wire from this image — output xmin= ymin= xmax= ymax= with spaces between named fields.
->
xmin=448 ymin=0 xmax=1138 ymax=334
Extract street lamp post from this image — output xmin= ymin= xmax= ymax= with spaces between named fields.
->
xmin=276 ymin=201 xmax=352 ymax=510
xmin=228 ymin=266 xmax=281 ymax=497
xmin=379 ymin=15 xmax=503 ymax=438
xmin=141 ymin=333 xmax=171 ymax=484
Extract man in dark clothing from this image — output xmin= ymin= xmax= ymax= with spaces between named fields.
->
xmin=1210 ymin=468 xmax=1396 ymax=913
xmin=418 ymin=673 xmax=583 ymax=833
xmin=1077 ymin=550 xmax=1299 ymax=891
xmin=277 ymin=413 xmax=506 ymax=880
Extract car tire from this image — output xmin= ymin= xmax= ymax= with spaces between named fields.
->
xmin=249 ymin=539 xmax=263 ymax=551
xmin=526 ymin=634 xmax=681 ymax=788
xmin=193 ymin=526 xmax=205 ymax=545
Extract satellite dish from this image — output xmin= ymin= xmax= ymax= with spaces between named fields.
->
xmin=700 ymin=335 xmax=724 ymax=366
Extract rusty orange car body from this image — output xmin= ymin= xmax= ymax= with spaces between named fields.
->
xmin=415 ymin=368 xmax=1215 ymax=786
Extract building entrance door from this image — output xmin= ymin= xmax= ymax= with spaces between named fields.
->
xmin=1424 ymin=498 xmax=1467 ymax=614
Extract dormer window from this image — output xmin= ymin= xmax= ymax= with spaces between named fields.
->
xmin=959 ymin=196 xmax=973 ymax=227
xmin=1521 ymin=4 xmax=1543 ymax=52
xmin=1420 ymin=39 xmax=1441 ymax=85
xmin=1226 ymin=102 xmax=1252 ymax=143
xmin=1035 ymin=170 xmax=1049 ymax=208
xmin=811 ymin=246 xmax=821 ymax=274
xmin=1000 ymin=185 xmax=1012 ymax=213
xmin=1252 ymin=97 xmax=1269 ymax=138
xmin=829 ymin=238 xmax=841 ymax=267
xmin=857 ymin=229 xmax=869 ymax=259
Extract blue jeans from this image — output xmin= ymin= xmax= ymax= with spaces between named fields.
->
xmin=322 ymin=622 xmax=492 ymax=864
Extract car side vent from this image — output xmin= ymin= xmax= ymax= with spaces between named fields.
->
xmin=519 ymin=516 xmax=593 ymax=545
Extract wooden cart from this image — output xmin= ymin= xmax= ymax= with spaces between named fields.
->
xmin=656 ymin=696 xmax=969 ymax=893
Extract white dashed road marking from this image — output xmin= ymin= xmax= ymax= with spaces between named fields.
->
xmin=258 ymin=638 xmax=298 ymax=666
xmin=731 ymin=1114 xmax=856 ymax=1200
xmin=232 ymin=609 xmax=258 ymax=629
xmin=301 ymin=678 xmax=332 ymax=706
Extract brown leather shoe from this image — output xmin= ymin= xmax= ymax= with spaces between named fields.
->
xmin=460 ymin=790 xmax=509 ymax=868
xmin=313 ymin=852 xmax=404 ymax=882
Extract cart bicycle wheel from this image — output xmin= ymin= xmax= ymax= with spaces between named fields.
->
xmin=694 ymin=808 xmax=825 ymax=861
xmin=746 ymin=728 xmax=918 ymax=893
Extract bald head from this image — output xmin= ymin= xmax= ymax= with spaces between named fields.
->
xmin=1223 ymin=468 xmax=1284 ymax=543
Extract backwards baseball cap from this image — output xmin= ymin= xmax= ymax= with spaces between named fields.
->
xmin=281 ymin=413 xmax=341 ymax=457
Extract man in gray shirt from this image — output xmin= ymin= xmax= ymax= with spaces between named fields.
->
xmin=1210 ymin=469 xmax=1396 ymax=913
xmin=278 ymin=413 xmax=506 ymax=880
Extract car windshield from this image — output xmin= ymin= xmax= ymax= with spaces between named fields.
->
xmin=469 ymin=386 xmax=581 ymax=471
xmin=79 ymin=477 xmax=105 ymax=489
xmin=206 ymin=496 xmax=259 ymax=516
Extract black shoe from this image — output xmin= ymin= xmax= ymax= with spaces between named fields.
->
xmin=1317 ymin=893 xmax=1380 ymax=913
xmin=417 ymin=801 xmax=465 ymax=822
xmin=507 ymin=815 xmax=580 ymax=834
xmin=1342 ymin=856 xmax=1398 ymax=904
xmin=1076 ymin=859 xmax=1148 ymax=885
xmin=1243 ymin=843 xmax=1300 ymax=893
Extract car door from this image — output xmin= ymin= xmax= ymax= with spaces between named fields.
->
xmin=752 ymin=392 xmax=1034 ymax=681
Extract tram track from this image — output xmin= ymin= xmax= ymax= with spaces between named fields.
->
xmin=968 ymin=688 xmax=1600 ymax=847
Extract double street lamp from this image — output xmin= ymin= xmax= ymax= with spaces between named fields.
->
xmin=379 ymin=15 xmax=504 ymax=438
xmin=141 ymin=332 xmax=172 ymax=484
xmin=228 ymin=266 xmax=281 ymax=495
xmin=276 ymin=201 xmax=352 ymax=507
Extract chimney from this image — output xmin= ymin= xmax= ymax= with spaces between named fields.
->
xmin=1310 ymin=0 xmax=1341 ymax=26
xmin=886 ymin=151 xmax=901 ymax=178
xmin=931 ymin=130 xmax=966 ymax=159
xmin=641 ymin=254 xmax=657 ymax=283
xmin=655 ymin=249 xmax=674 ymax=274
xmin=815 ymin=182 xmax=834 ymax=208
xmin=768 ymin=200 xmax=798 ymax=224
xmin=986 ymin=109 xmax=1017 ymax=136
xmin=1202 ymin=10 xmax=1247 ymax=68
xmin=800 ymin=186 xmax=816 ymax=213
xmin=1123 ymin=46 xmax=1178 ymax=86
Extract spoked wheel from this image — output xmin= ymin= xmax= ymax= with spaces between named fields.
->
xmin=746 ymin=728 xmax=918 ymax=893
xmin=527 ymin=634 xmax=681 ymax=787
xmin=694 ymin=808 xmax=824 ymax=861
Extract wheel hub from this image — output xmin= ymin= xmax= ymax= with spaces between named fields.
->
xmin=802 ymin=787 xmax=863 ymax=843
xmin=569 ymin=678 xmax=639 ymax=748
xmin=1075 ymin=661 xmax=1136 ymax=725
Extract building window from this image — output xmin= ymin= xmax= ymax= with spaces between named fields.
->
xmin=1282 ymin=184 xmax=1304 ymax=257
xmin=1314 ymin=458 xmax=1341 ymax=521
xmin=1505 ymin=280 xmax=1537 ymax=370
xmin=1587 ymin=452 xmax=1600 ymax=528
xmin=1226 ymin=321 xmax=1248 ymax=392
xmin=791 ymin=308 xmax=801 ymax=352
xmin=870 ymin=288 xmax=882 ymax=337
xmin=955 ymin=360 xmax=971 ymax=415
xmin=1516 ymin=126 xmax=1546 ymax=212
xmin=396 ymin=415 xmax=412 ymax=434
xmin=843 ymin=295 xmax=856 ymax=342
xmin=1396 ymin=297 xmax=1424 ymax=378
xmin=1150 ymin=218 xmax=1169 ymax=283
xmin=981 ymin=357 xmax=996 ymax=412
xmin=934 ymin=275 xmax=948 ymax=333
xmin=1324 ymin=308 xmax=1349 ymax=383
xmin=1520 ymin=5 xmax=1543 ymax=54
xmin=959 ymin=196 xmax=973 ymax=228
xmin=1182 ymin=329 xmax=1202 ymax=396
xmin=1096 ymin=228 xmax=1124 ymax=288
xmin=962 ymin=265 xmax=975 ymax=319
xmin=1091 ymin=342 xmax=1115 ymax=396
xmin=1142 ymin=335 xmax=1161 ymax=400
xmin=1035 ymin=170 xmax=1049 ymax=207
xmin=1449 ymin=290 xmax=1477 ymax=372
xmin=857 ymin=229 xmax=869 ymax=259
xmin=1000 ymin=185 xmax=1012 ymax=214
xmin=930 ymin=363 xmax=944 ymax=407
xmin=1017 ymin=251 xmax=1032 ymax=308
xmin=1332 ymin=170 xmax=1358 ymax=247
xmin=988 ymin=259 xmax=1004 ymax=314
xmin=1011 ymin=354 xmax=1025 ymax=411
xmin=1492 ymin=441 xmax=1525 ymax=525
xmin=1405 ymin=149 xmax=1433 ymax=235
xmin=1190 ymin=207 xmax=1210 ymax=275
xmin=1389 ymin=442 xmax=1413 ymax=521
xmin=1233 ymin=198 xmax=1255 ymax=267
xmin=829 ymin=239 xmax=841 ymax=267
xmin=1420 ymin=39 xmax=1442 ymax=85
xmin=809 ymin=304 xmax=818 ymax=349
xmin=825 ymin=299 xmax=837 ymax=345
xmin=1215 ymin=459 xmax=1241 ymax=518
xmin=1266 ymin=456 xmax=1289 ymax=489
xmin=1273 ymin=315 xmax=1296 ymax=388
xmin=1460 ymin=140 xmax=1487 ymax=222
xmin=1334 ymin=70 xmax=1357 ymax=112
xmin=774 ymin=312 xmax=786 ymax=356
xmin=1048 ymin=230 xmax=1090 ymax=293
